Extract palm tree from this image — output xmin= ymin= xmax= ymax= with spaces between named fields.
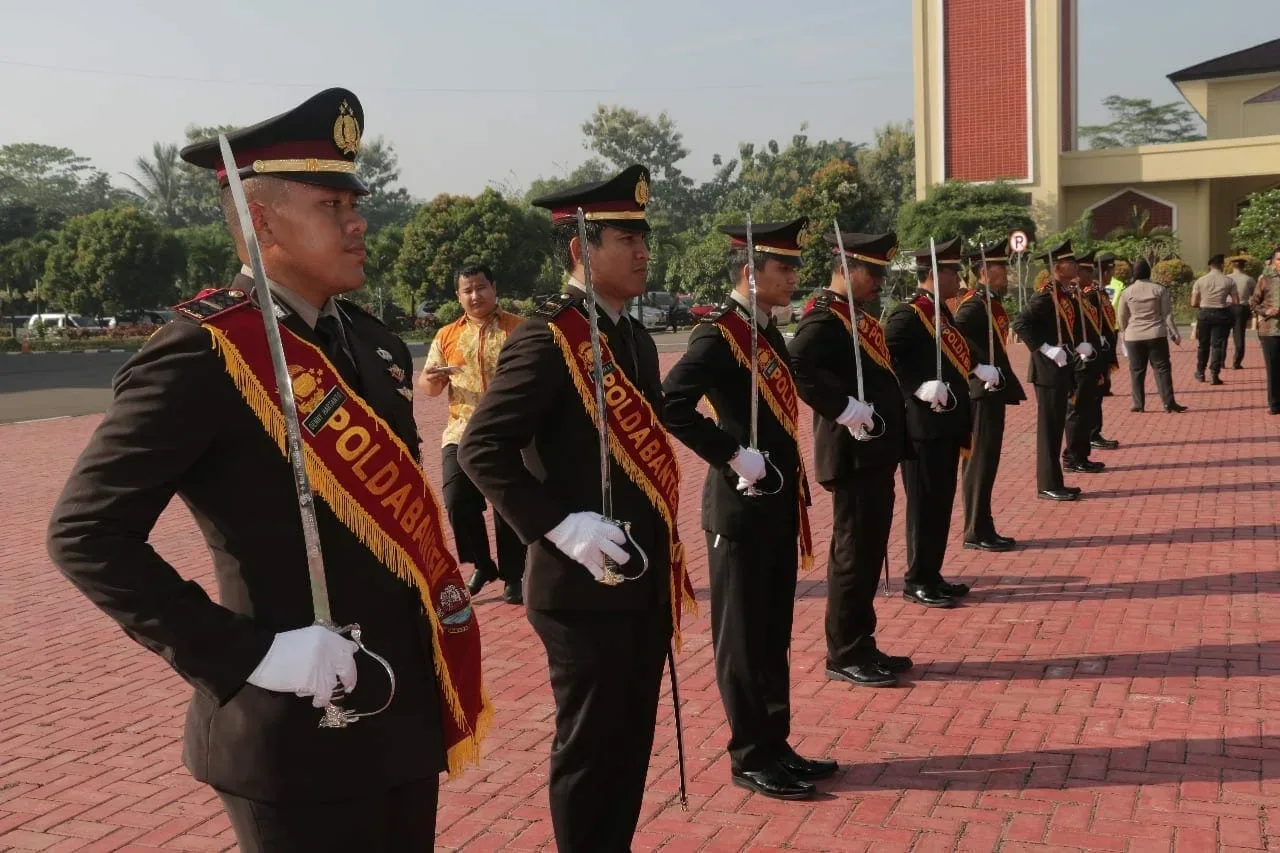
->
xmin=125 ymin=142 xmax=183 ymax=227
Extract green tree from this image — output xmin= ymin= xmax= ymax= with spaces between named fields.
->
xmin=395 ymin=189 xmax=549 ymax=310
xmin=720 ymin=127 xmax=863 ymax=212
xmin=1230 ymin=187 xmax=1280 ymax=263
xmin=173 ymin=124 xmax=242 ymax=227
xmin=1097 ymin=206 xmax=1180 ymax=265
xmin=896 ymin=180 xmax=1036 ymax=253
xmin=0 ymin=144 xmax=117 ymax=215
xmin=524 ymin=159 xmax=612 ymax=207
xmin=856 ymin=120 xmax=916 ymax=232
xmin=1079 ymin=96 xmax=1205 ymax=149
xmin=346 ymin=224 xmax=404 ymax=317
xmin=0 ymin=233 xmax=55 ymax=312
xmin=42 ymin=207 xmax=184 ymax=315
xmin=174 ymin=223 xmax=239 ymax=295
xmin=126 ymin=142 xmax=186 ymax=227
xmin=581 ymin=106 xmax=697 ymax=228
xmin=356 ymin=137 xmax=416 ymax=232
xmin=790 ymin=160 xmax=883 ymax=295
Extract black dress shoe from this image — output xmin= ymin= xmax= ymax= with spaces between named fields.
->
xmin=1210 ymin=376 xmax=1225 ymax=386
xmin=826 ymin=661 xmax=897 ymax=688
xmin=964 ymin=537 xmax=1015 ymax=553
xmin=1194 ymin=373 xmax=1205 ymax=383
xmin=1062 ymin=485 xmax=1082 ymax=494
xmin=1271 ymin=407 xmax=1280 ymax=415
xmin=902 ymin=585 xmax=956 ymax=608
xmin=1166 ymin=403 xmax=1188 ymax=413
xmin=1090 ymin=437 xmax=1120 ymax=449
xmin=992 ymin=533 xmax=1017 ymax=547
xmin=1131 ymin=406 xmax=1144 ymax=412
xmin=939 ymin=579 xmax=970 ymax=597
xmin=1038 ymin=489 xmax=1079 ymax=501
xmin=777 ymin=746 xmax=839 ymax=780
xmin=466 ymin=564 xmax=499 ymax=596
xmin=1063 ymin=460 xmax=1105 ymax=473
xmin=870 ymin=648 xmax=914 ymax=673
xmin=501 ymin=579 xmax=524 ymax=605
xmin=731 ymin=765 xmax=815 ymax=800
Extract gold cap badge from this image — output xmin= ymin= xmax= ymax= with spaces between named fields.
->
xmin=333 ymin=100 xmax=361 ymax=155
xmin=634 ymin=175 xmax=650 ymax=207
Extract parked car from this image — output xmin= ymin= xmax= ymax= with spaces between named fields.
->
xmin=25 ymin=313 xmax=104 ymax=332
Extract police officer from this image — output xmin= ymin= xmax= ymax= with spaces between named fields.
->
xmin=1191 ymin=254 xmax=1239 ymax=384
xmin=1011 ymin=240 xmax=1085 ymax=502
xmin=884 ymin=238 xmax=991 ymax=607
xmin=954 ymin=239 xmax=1026 ymax=552
xmin=790 ymin=231 xmax=912 ymax=688
xmin=1227 ymin=253 xmax=1257 ymax=370
xmin=1089 ymin=252 xmax=1122 ymax=450
xmin=662 ymin=219 xmax=837 ymax=800
xmin=459 ymin=165 xmax=691 ymax=852
xmin=46 ymin=89 xmax=464 ymax=851
xmin=1062 ymin=250 xmax=1107 ymax=474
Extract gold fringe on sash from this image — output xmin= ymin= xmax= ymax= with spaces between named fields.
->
xmin=205 ymin=325 xmax=491 ymax=775
xmin=546 ymin=325 xmax=698 ymax=651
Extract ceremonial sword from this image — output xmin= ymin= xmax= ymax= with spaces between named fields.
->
xmin=742 ymin=214 xmax=782 ymax=497
xmin=833 ymin=221 xmax=884 ymax=441
xmin=574 ymin=208 xmax=682 ymax=808
xmin=927 ymin=238 xmax=954 ymax=413
xmin=979 ymin=242 xmax=1005 ymax=391
xmin=218 ymin=134 xmax=394 ymax=729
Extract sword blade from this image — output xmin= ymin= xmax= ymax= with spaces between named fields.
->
xmin=745 ymin=214 xmax=760 ymax=451
xmin=217 ymin=134 xmax=333 ymax=627
xmin=833 ymin=221 xmax=866 ymax=402
xmin=576 ymin=208 xmax=613 ymax=518
xmin=929 ymin=237 xmax=943 ymax=381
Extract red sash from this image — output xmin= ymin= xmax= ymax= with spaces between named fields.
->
xmin=804 ymin=295 xmax=895 ymax=376
xmin=960 ymin=289 xmax=1011 ymax=358
xmin=1079 ymin=291 xmax=1102 ymax=335
xmin=711 ymin=310 xmax=815 ymax=571
xmin=544 ymin=308 xmax=697 ymax=648
xmin=1037 ymin=282 xmax=1078 ymax=345
xmin=202 ymin=305 xmax=489 ymax=776
xmin=1088 ymin=286 xmax=1117 ymax=332
xmin=907 ymin=292 xmax=972 ymax=377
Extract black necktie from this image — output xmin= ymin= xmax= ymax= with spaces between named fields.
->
xmin=315 ymin=314 xmax=360 ymax=390
xmin=613 ymin=316 xmax=639 ymax=381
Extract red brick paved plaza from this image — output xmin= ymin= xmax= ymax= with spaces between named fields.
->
xmin=1 ymin=345 xmax=1277 ymax=852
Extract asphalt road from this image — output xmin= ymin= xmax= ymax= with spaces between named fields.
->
xmin=0 ymin=329 xmax=697 ymax=424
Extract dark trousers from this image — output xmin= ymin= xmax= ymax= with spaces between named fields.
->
xmin=1231 ymin=305 xmax=1251 ymax=367
xmin=707 ymin=529 xmax=797 ymax=772
xmin=526 ymin=607 xmax=669 ymax=853
xmin=1261 ymin=336 xmax=1280 ymax=412
xmin=1064 ymin=371 xmax=1100 ymax=464
xmin=1091 ymin=369 xmax=1111 ymax=439
xmin=1195 ymin=308 xmax=1232 ymax=377
xmin=900 ymin=436 xmax=961 ymax=587
xmin=962 ymin=400 xmax=1005 ymax=541
xmin=1034 ymin=385 xmax=1069 ymax=491
xmin=825 ymin=465 xmax=896 ymax=668
xmin=1127 ymin=337 xmax=1176 ymax=411
xmin=442 ymin=444 xmax=524 ymax=582
xmin=218 ymin=776 xmax=438 ymax=852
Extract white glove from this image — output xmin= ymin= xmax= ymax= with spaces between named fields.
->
xmin=247 ymin=625 xmax=359 ymax=709
xmin=973 ymin=364 xmax=1000 ymax=389
xmin=914 ymin=380 xmax=950 ymax=412
xmin=545 ymin=511 xmax=629 ymax=581
xmin=1039 ymin=343 xmax=1069 ymax=367
xmin=728 ymin=446 xmax=767 ymax=485
xmin=836 ymin=397 xmax=876 ymax=437
xmin=1075 ymin=342 xmax=1096 ymax=358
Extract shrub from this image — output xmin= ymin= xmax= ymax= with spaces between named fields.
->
xmin=433 ymin=300 xmax=463 ymax=326
xmin=1152 ymin=259 xmax=1194 ymax=287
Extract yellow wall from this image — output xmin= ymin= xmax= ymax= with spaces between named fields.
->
xmin=1063 ymin=181 xmax=1212 ymax=269
xmin=1205 ymin=73 xmax=1280 ymax=139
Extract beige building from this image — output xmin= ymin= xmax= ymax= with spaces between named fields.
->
xmin=913 ymin=0 xmax=1280 ymax=265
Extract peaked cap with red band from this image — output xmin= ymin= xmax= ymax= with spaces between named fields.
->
xmin=719 ymin=217 xmax=808 ymax=265
xmin=180 ymin=88 xmax=369 ymax=195
xmin=530 ymin=164 xmax=651 ymax=233
xmin=962 ymin=238 xmax=1011 ymax=265
xmin=911 ymin=236 xmax=965 ymax=270
xmin=824 ymin=231 xmax=897 ymax=267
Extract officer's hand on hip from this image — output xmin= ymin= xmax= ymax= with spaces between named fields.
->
xmin=728 ymin=446 xmax=766 ymax=485
xmin=247 ymin=625 xmax=359 ymax=708
xmin=545 ymin=511 xmax=630 ymax=580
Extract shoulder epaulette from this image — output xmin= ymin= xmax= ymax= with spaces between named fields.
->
xmin=534 ymin=292 xmax=581 ymax=320
xmin=173 ymin=287 xmax=252 ymax=322
xmin=701 ymin=301 xmax=736 ymax=323
xmin=336 ymin=298 xmax=387 ymax=327
xmin=811 ymin=292 xmax=833 ymax=311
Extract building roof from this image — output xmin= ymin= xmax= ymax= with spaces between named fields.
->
xmin=1168 ymin=38 xmax=1280 ymax=83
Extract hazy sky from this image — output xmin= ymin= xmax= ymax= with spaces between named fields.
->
xmin=2 ymin=0 xmax=1273 ymax=199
